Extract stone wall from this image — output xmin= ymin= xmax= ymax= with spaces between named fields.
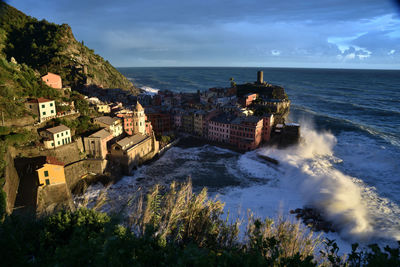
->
xmin=3 ymin=147 xmax=19 ymax=214
xmin=64 ymin=159 xmax=107 ymax=190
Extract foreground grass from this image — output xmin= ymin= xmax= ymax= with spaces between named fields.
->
xmin=0 ymin=181 xmax=399 ymax=266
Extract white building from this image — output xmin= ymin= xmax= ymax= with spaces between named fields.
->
xmin=41 ymin=124 xmax=72 ymax=149
xmin=25 ymin=97 xmax=56 ymax=122
xmin=93 ymin=116 xmax=123 ymax=137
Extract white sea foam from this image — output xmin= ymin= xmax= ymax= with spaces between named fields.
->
xmin=140 ymin=86 xmax=159 ymax=95
xmin=220 ymin=122 xmax=400 ymax=246
xmin=77 ymin=123 xmax=400 ymax=250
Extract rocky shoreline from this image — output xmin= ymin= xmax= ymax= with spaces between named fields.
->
xmin=290 ymin=207 xmax=335 ymax=233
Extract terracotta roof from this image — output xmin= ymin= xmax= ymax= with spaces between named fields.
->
xmin=46 ymin=124 xmax=70 ymax=134
xmin=27 ymin=97 xmax=53 ymax=103
xmin=45 ymin=156 xmax=64 ymax=166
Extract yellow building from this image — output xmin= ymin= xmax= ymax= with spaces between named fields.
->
xmin=36 ymin=157 xmax=66 ymax=186
xmin=96 ymin=104 xmax=111 ymax=114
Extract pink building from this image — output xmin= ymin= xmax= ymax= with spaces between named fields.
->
xmin=230 ymin=116 xmax=263 ymax=151
xmin=262 ymin=114 xmax=274 ymax=142
xmin=41 ymin=72 xmax=62 ymax=89
xmin=239 ymin=93 xmax=258 ymax=107
xmin=208 ymin=113 xmax=235 ymax=143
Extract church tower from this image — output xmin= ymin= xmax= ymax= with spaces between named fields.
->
xmin=133 ymin=102 xmax=146 ymax=135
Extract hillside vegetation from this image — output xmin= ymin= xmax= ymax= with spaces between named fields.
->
xmin=1 ymin=181 xmax=399 ymax=266
xmin=0 ymin=2 xmax=137 ymax=92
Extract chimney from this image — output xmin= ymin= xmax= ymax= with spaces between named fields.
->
xmin=257 ymin=70 xmax=263 ymax=84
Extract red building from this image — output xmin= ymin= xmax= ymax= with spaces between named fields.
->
xmin=239 ymin=93 xmax=258 ymax=107
xmin=146 ymin=112 xmax=172 ymax=135
xmin=230 ymin=116 xmax=263 ymax=151
xmin=262 ymin=115 xmax=274 ymax=142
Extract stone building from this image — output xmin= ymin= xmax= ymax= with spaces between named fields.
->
xmin=84 ymin=129 xmax=113 ymax=159
xmin=41 ymin=72 xmax=62 ymax=89
xmin=25 ymin=97 xmax=56 ymax=123
xmin=110 ymin=133 xmax=158 ymax=174
xmin=41 ymin=124 xmax=72 ymax=149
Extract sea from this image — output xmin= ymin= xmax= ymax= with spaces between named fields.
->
xmin=79 ymin=67 xmax=400 ymax=251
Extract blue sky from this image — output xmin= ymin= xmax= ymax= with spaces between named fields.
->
xmin=7 ymin=0 xmax=400 ymax=69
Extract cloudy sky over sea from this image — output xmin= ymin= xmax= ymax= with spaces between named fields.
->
xmin=8 ymin=0 xmax=400 ymax=69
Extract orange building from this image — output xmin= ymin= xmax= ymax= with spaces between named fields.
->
xmin=35 ymin=156 xmax=66 ymax=186
xmin=41 ymin=72 xmax=62 ymax=89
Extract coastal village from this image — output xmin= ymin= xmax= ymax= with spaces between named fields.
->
xmin=4 ymin=70 xmax=300 ymax=215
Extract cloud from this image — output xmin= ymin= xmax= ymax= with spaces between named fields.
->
xmin=271 ymin=50 xmax=281 ymax=56
xmin=7 ymin=0 xmax=400 ymax=68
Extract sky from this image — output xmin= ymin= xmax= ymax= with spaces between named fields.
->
xmin=6 ymin=0 xmax=400 ymax=69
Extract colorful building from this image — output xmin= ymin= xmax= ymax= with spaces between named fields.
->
xmin=230 ymin=116 xmax=263 ymax=151
xmin=41 ymin=124 xmax=72 ymax=149
xmin=193 ymin=110 xmax=206 ymax=137
xmin=84 ymin=129 xmax=113 ymax=159
xmin=94 ymin=116 xmax=123 ymax=137
xmin=36 ymin=156 xmax=66 ymax=186
xmin=41 ymin=72 xmax=62 ymax=89
xmin=208 ymin=113 xmax=235 ymax=143
xmin=262 ymin=115 xmax=274 ymax=142
xmin=239 ymin=93 xmax=258 ymax=107
xmin=96 ymin=104 xmax=111 ymax=114
xmin=25 ymin=97 xmax=56 ymax=123
xmin=146 ymin=108 xmax=172 ymax=135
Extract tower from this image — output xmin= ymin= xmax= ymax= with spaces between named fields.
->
xmin=133 ymin=102 xmax=146 ymax=135
xmin=257 ymin=70 xmax=263 ymax=84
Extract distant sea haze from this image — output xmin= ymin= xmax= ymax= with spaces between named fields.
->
xmin=111 ymin=67 xmax=400 ymax=248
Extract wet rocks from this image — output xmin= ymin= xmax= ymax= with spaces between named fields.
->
xmin=290 ymin=207 xmax=335 ymax=233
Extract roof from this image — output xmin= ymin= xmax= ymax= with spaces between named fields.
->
xmin=45 ymin=156 xmax=64 ymax=166
xmin=89 ymin=129 xmax=112 ymax=139
xmin=116 ymin=134 xmax=149 ymax=150
xmin=27 ymin=97 xmax=53 ymax=103
xmin=42 ymin=72 xmax=60 ymax=78
xmin=95 ymin=116 xmax=120 ymax=126
xmin=210 ymin=113 xmax=236 ymax=124
xmin=46 ymin=124 xmax=70 ymax=134
xmin=135 ymin=102 xmax=144 ymax=111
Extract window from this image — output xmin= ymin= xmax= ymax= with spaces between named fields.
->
xmin=57 ymin=134 xmax=59 ymax=138
xmin=41 ymin=104 xmax=45 ymax=108
xmin=50 ymin=103 xmax=53 ymax=107
xmin=42 ymin=112 xmax=46 ymax=115
xmin=45 ymin=179 xmax=50 ymax=185
xmin=29 ymin=105 xmax=32 ymax=109
xmin=51 ymin=110 xmax=54 ymax=114
xmin=58 ymin=141 xmax=60 ymax=145
xmin=44 ymin=171 xmax=49 ymax=177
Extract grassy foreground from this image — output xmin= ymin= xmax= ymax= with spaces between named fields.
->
xmin=0 ymin=181 xmax=399 ymax=266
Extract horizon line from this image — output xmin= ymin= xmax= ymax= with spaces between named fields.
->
xmin=115 ymin=66 xmax=400 ymax=71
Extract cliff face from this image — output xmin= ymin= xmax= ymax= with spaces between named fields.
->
xmin=0 ymin=2 xmax=138 ymax=93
